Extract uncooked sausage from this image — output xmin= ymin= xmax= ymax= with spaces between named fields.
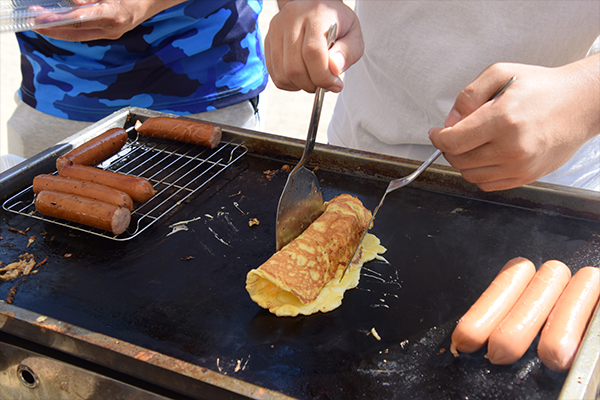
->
xmin=486 ymin=260 xmax=572 ymax=365
xmin=450 ymin=257 xmax=536 ymax=356
xmin=537 ymin=266 xmax=600 ymax=372
xmin=35 ymin=190 xmax=131 ymax=235
xmin=56 ymin=127 xmax=128 ymax=172
xmin=135 ymin=117 xmax=222 ymax=149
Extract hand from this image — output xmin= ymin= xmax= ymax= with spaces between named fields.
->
xmin=428 ymin=55 xmax=600 ymax=191
xmin=265 ymin=0 xmax=364 ymax=93
xmin=33 ymin=0 xmax=187 ymax=42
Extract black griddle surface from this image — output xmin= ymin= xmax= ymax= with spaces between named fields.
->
xmin=1 ymin=153 xmax=598 ymax=400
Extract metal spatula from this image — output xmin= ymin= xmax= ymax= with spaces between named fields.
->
xmin=275 ymin=23 xmax=337 ymax=251
xmin=340 ymin=75 xmax=517 ymax=279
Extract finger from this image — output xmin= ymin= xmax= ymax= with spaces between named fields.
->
xmin=266 ymin=18 xmax=309 ymax=92
xmin=284 ymin=30 xmax=317 ymax=92
xmin=431 ymin=83 xmax=517 ymax=156
xmin=429 ymin=113 xmax=494 ymax=156
xmin=328 ymin=20 xmax=364 ymax=76
xmin=458 ymin=162 xmax=533 ymax=192
xmin=445 ymin=65 xmax=515 ymax=127
xmin=32 ymin=1 xmax=120 ymax=41
xmin=443 ymin=142 xmax=499 ymax=170
xmin=264 ymin=25 xmax=292 ymax=90
xmin=476 ymin=177 xmax=531 ymax=192
xmin=72 ymin=0 xmax=100 ymax=5
xmin=301 ymin=23 xmax=339 ymax=92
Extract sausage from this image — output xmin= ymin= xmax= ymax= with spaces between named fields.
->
xmin=537 ymin=266 xmax=600 ymax=372
xmin=450 ymin=257 xmax=536 ymax=357
xmin=486 ymin=260 xmax=572 ymax=365
xmin=33 ymin=174 xmax=134 ymax=211
xmin=56 ymin=127 xmax=128 ymax=172
xmin=59 ymin=162 xmax=156 ymax=203
xmin=35 ymin=190 xmax=131 ymax=235
xmin=135 ymin=117 xmax=222 ymax=149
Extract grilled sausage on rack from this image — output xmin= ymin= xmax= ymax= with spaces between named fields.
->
xmin=56 ymin=127 xmax=128 ymax=172
xmin=135 ymin=117 xmax=222 ymax=149
xmin=35 ymin=190 xmax=131 ymax=235
xmin=59 ymin=162 xmax=156 ymax=203
xmin=33 ymin=174 xmax=134 ymax=211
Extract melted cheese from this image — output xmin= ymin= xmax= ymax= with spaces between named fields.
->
xmin=247 ymin=233 xmax=386 ymax=317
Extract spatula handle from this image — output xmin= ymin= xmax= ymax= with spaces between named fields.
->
xmin=293 ymin=23 xmax=338 ymax=172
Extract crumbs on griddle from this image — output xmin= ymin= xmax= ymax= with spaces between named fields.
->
xmin=263 ymin=164 xmax=291 ymax=181
xmin=5 ymin=257 xmax=48 ymax=303
xmin=0 ymin=253 xmax=36 ymax=282
xmin=249 ymin=218 xmax=260 ymax=227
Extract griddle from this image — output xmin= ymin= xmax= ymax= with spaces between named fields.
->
xmin=1 ymin=107 xmax=599 ymax=400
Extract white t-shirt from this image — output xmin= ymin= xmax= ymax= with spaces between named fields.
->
xmin=328 ymin=1 xmax=600 ymax=190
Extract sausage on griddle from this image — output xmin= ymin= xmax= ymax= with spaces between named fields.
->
xmin=486 ymin=260 xmax=571 ymax=365
xmin=538 ymin=266 xmax=600 ymax=372
xmin=450 ymin=257 xmax=536 ymax=356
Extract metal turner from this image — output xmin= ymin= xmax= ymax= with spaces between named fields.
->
xmin=340 ymin=75 xmax=517 ymax=279
xmin=275 ymin=23 xmax=338 ymax=251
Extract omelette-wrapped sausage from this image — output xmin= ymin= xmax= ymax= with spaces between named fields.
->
xmin=246 ymin=194 xmax=372 ymax=316
xmin=56 ymin=127 xmax=127 ymax=172
xmin=59 ymin=162 xmax=156 ymax=203
xmin=35 ymin=190 xmax=130 ymax=235
xmin=136 ymin=117 xmax=222 ymax=149
xmin=33 ymin=174 xmax=134 ymax=211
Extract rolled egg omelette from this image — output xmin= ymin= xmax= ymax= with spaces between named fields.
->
xmin=246 ymin=194 xmax=387 ymax=317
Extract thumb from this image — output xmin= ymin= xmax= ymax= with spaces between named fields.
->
xmin=327 ymin=27 xmax=364 ymax=76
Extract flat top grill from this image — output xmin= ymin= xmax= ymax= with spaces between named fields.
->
xmin=0 ymin=108 xmax=598 ymax=400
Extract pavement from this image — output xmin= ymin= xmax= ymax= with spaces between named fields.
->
xmin=0 ymin=0 xmax=346 ymax=162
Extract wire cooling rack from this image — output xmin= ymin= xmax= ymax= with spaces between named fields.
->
xmin=2 ymin=133 xmax=248 ymax=241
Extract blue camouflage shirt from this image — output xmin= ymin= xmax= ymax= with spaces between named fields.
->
xmin=16 ymin=0 xmax=267 ymax=122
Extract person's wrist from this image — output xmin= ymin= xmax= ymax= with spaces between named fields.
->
xmin=277 ymin=0 xmax=293 ymax=10
xmin=581 ymin=54 xmax=600 ymax=140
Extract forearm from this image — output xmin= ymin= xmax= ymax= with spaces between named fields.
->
xmin=277 ymin=0 xmax=345 ymax=10
xmin=573 ymin=53 xmax=600 ymax=141
xmin=141 ymin=0 xmax=190 ymax=19
xmin=37 ymin=0 xmax=191 ymax=41
xmin=277 ymin=0 xmax=292 ymax=9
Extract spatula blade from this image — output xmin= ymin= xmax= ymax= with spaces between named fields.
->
xmin=275 ymin=167 xmax=324 ymax=251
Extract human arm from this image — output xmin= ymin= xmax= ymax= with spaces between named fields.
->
xmin=33 ymin=0 xmax=189 ymax=42
xmin=265 ymin=0 xmax=364 ymax=93
xmin=428 ymin=54 xmax=600 ymax=192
